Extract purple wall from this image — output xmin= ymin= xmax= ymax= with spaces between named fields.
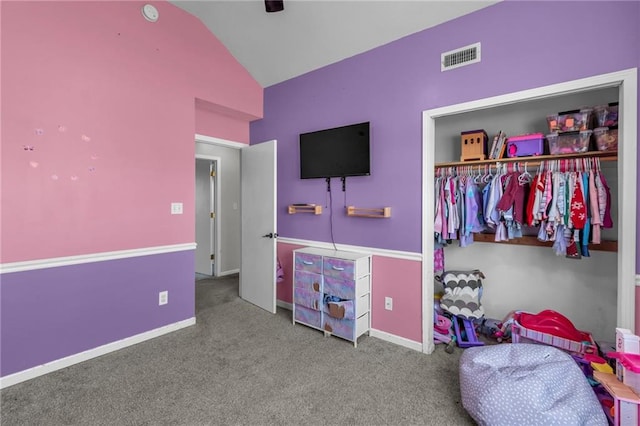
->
xmin=1 ymin=251 xmax=194 ymax=376
xmin=251 ymin=1 xmax=639 ymax=256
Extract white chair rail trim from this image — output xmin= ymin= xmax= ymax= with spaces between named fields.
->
xmin=0 ymin=243 xmax=197 ymax=274
xmin=277 ymin=237 xmax=422 ymax=262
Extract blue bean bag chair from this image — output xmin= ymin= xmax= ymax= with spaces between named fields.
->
xmin=459 ymin=344 xmax=607 ymax=426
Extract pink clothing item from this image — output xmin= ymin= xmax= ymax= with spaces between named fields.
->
xmin=446 ymin=177 xmax=457 ymax=238
xmin=495 ymin=173 xmax=518 ymax=213
xmin=440 ymin=180 xmax=448 ymax=238
xmin=277 ymin=258 xmax=285 ymax=282
xmin=595 ymin=172 xmax=607 ymax=226
xmin=588 ymin=171 xmax=602 ymax=244
xmin=512 ymin=180 xmax=527 ymax=226
xmin=591 ymin=223 xmax=601 ymax=245
xmin=547 ymin=171 xmax=561 ymax=224
xmin=434 ymin=179 xmax=444 ymax=236
xmin=599 ymin=172 xmax=613 ymax=228
xmin=566 ymin=229 xmax=581 ymax=259
xmin=450 ymin=178 xmax=456 ymax=204
xmin=538 ymin=171 xmax=551 ymax=221
xmin=434 ymin=248 xmax=445 ymax=274
xmin=570 ymin=174 xmax=586 ymax=230
xmin=526 ymin=174 xmax=539 ymax=226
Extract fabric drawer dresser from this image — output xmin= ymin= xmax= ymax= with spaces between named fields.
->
xmin=292 ymin=247 xmax=372 ymax=347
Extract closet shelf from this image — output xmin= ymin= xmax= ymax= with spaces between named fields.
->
xmin=473 ymin=233 xmax=617 ymax=252
xmin=288 ymin=205 xmax=322 ymax=215
xmin=346 ymin=206 xmax=391 ymax=218
xmin=435 ymin=150 xmax=617 ymax=169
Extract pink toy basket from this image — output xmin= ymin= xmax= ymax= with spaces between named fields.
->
xmin=512 ymin=310 xmax=597 ymax=355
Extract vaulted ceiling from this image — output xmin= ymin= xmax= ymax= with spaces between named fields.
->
xmin=170 ymin=1 xmax=500 ymax=87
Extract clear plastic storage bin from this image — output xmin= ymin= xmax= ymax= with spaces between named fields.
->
xmin=547 ymin=130 xmax=592 ymax=155
xmin=593 ymin=102 xmax=618 ymax=127
xmin=593 ymin=127 xmax=618 ymax=152
xmin=553 ymin=109 xmax=593 ymax=133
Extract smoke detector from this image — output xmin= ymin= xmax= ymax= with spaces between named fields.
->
xmin=142 ymin=4 xmax=159 ymax=22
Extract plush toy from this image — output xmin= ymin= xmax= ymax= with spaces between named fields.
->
xmin=476 ymin=313 xmax=514 ymax=343
xmin=476 ymin=318 xmax=504 ymax=341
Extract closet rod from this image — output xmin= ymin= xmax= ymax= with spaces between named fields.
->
xmin=435 ymin=150 xmax=617 ymax=169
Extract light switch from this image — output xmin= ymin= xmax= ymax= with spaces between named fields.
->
xmin=171 ymin=202 xmax=183 ymax=215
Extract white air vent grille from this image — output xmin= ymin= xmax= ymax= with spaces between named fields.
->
xmin=441 ymin=42 xmax=481 ymax=72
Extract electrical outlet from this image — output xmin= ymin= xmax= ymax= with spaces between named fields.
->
xmin=385 ymin=297 xmax=393 ymax=311
xmin=159 ymin=291 xmax=168 ymax=306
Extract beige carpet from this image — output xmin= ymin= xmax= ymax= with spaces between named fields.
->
xmin=1 ymin=274 xmax=474 ymax=425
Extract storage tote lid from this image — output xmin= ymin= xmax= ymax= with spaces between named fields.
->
xmin=507 ymin=133 xmax=544 ymax=142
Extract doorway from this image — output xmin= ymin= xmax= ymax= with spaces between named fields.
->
xmin=195 ymin=156 xmax=220 ymax=278
xmin=195 ymin=136 xmax=278 ymax=314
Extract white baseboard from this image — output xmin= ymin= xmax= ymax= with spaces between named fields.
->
xmin=0 ymin=317 xmax=196 ymax=389
xmin=218 ymin=268 xmax=240 ymax=277
xmin=277 ymin=300 xmax=292 ymax=310
xmin=369 ymin=329 xmax=423 ymax=352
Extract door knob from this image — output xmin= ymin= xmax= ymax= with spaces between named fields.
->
xmin=262 ymin=232 xmax=278 ymax=239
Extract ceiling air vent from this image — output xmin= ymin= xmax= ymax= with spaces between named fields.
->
xmin=441 ymin=42 xmax=481 ymax=72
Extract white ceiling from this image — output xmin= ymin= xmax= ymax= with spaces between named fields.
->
xmin=169 ymin=0 xmax=500 ymax=87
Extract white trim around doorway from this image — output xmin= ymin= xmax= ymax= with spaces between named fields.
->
xmin=195 ymin=154 xmax=222 ymax=277
xmin=422 ymin=68 xmax=637 ymax=355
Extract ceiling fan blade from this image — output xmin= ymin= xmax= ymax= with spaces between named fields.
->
xmin=265 ymin=0 xmax=284 ymax=13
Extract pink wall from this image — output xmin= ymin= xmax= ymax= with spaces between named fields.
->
xmin=1 ymin=1 xmax=262 ymax=263
xmin=371 ymin=256 xmax=422 ymax=342
xmin=195 ymin=99 xmax=250 ymax=143
xmin=276 ymin=242 xmax=303 ymax=303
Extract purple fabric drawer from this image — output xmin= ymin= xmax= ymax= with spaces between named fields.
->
xmin=294 ymin=270 xmax=322 ymax=293
xmin=323 ymin=299 xmax=355 ymax=320
xmin=293 ymin=287 xmax=322 ymax=310
xmin=323 ymin=315 xmax=355 ymax=341
xmin=506 ymin=133 xmax=544 ymax=158
xmin=323 ymin=257 xmax=355 ymax=280
xmin=323 ymin=275 xmax=355 ymax=300
xmin=295 ymin=305 xmax=321 ymax=328
xmin=294 ymin=252 xmax=323 ymax=274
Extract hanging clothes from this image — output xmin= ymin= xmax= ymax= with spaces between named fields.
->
xmin=434 ymin=156 xmax=612 ymax=260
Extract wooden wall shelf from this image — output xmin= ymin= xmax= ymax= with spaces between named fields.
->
xmin=288 ymin=205 xmax=322 ymax=215
xmin=346 ymin=206 xmax=391 ymax=218
xmin=435 ymin=150 xmax=617 ymax=169
xmin=473 ymin=233 xmax=617 ymax=252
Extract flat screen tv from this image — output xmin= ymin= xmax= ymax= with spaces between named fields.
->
xmin=299 ymin=121 xmax=370 ymax=179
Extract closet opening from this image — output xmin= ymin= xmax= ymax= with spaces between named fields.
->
xmin=421 ymin=68 xmax=637 ymax=354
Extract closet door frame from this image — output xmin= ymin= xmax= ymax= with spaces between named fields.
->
xmin=421 ymin=68 xmax=638 ymax=354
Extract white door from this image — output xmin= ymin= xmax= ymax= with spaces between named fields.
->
xmin=195 ymin=159 xmax=213 ymax=275
xmin=240 ymin=140 xmax=277 ymax=313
